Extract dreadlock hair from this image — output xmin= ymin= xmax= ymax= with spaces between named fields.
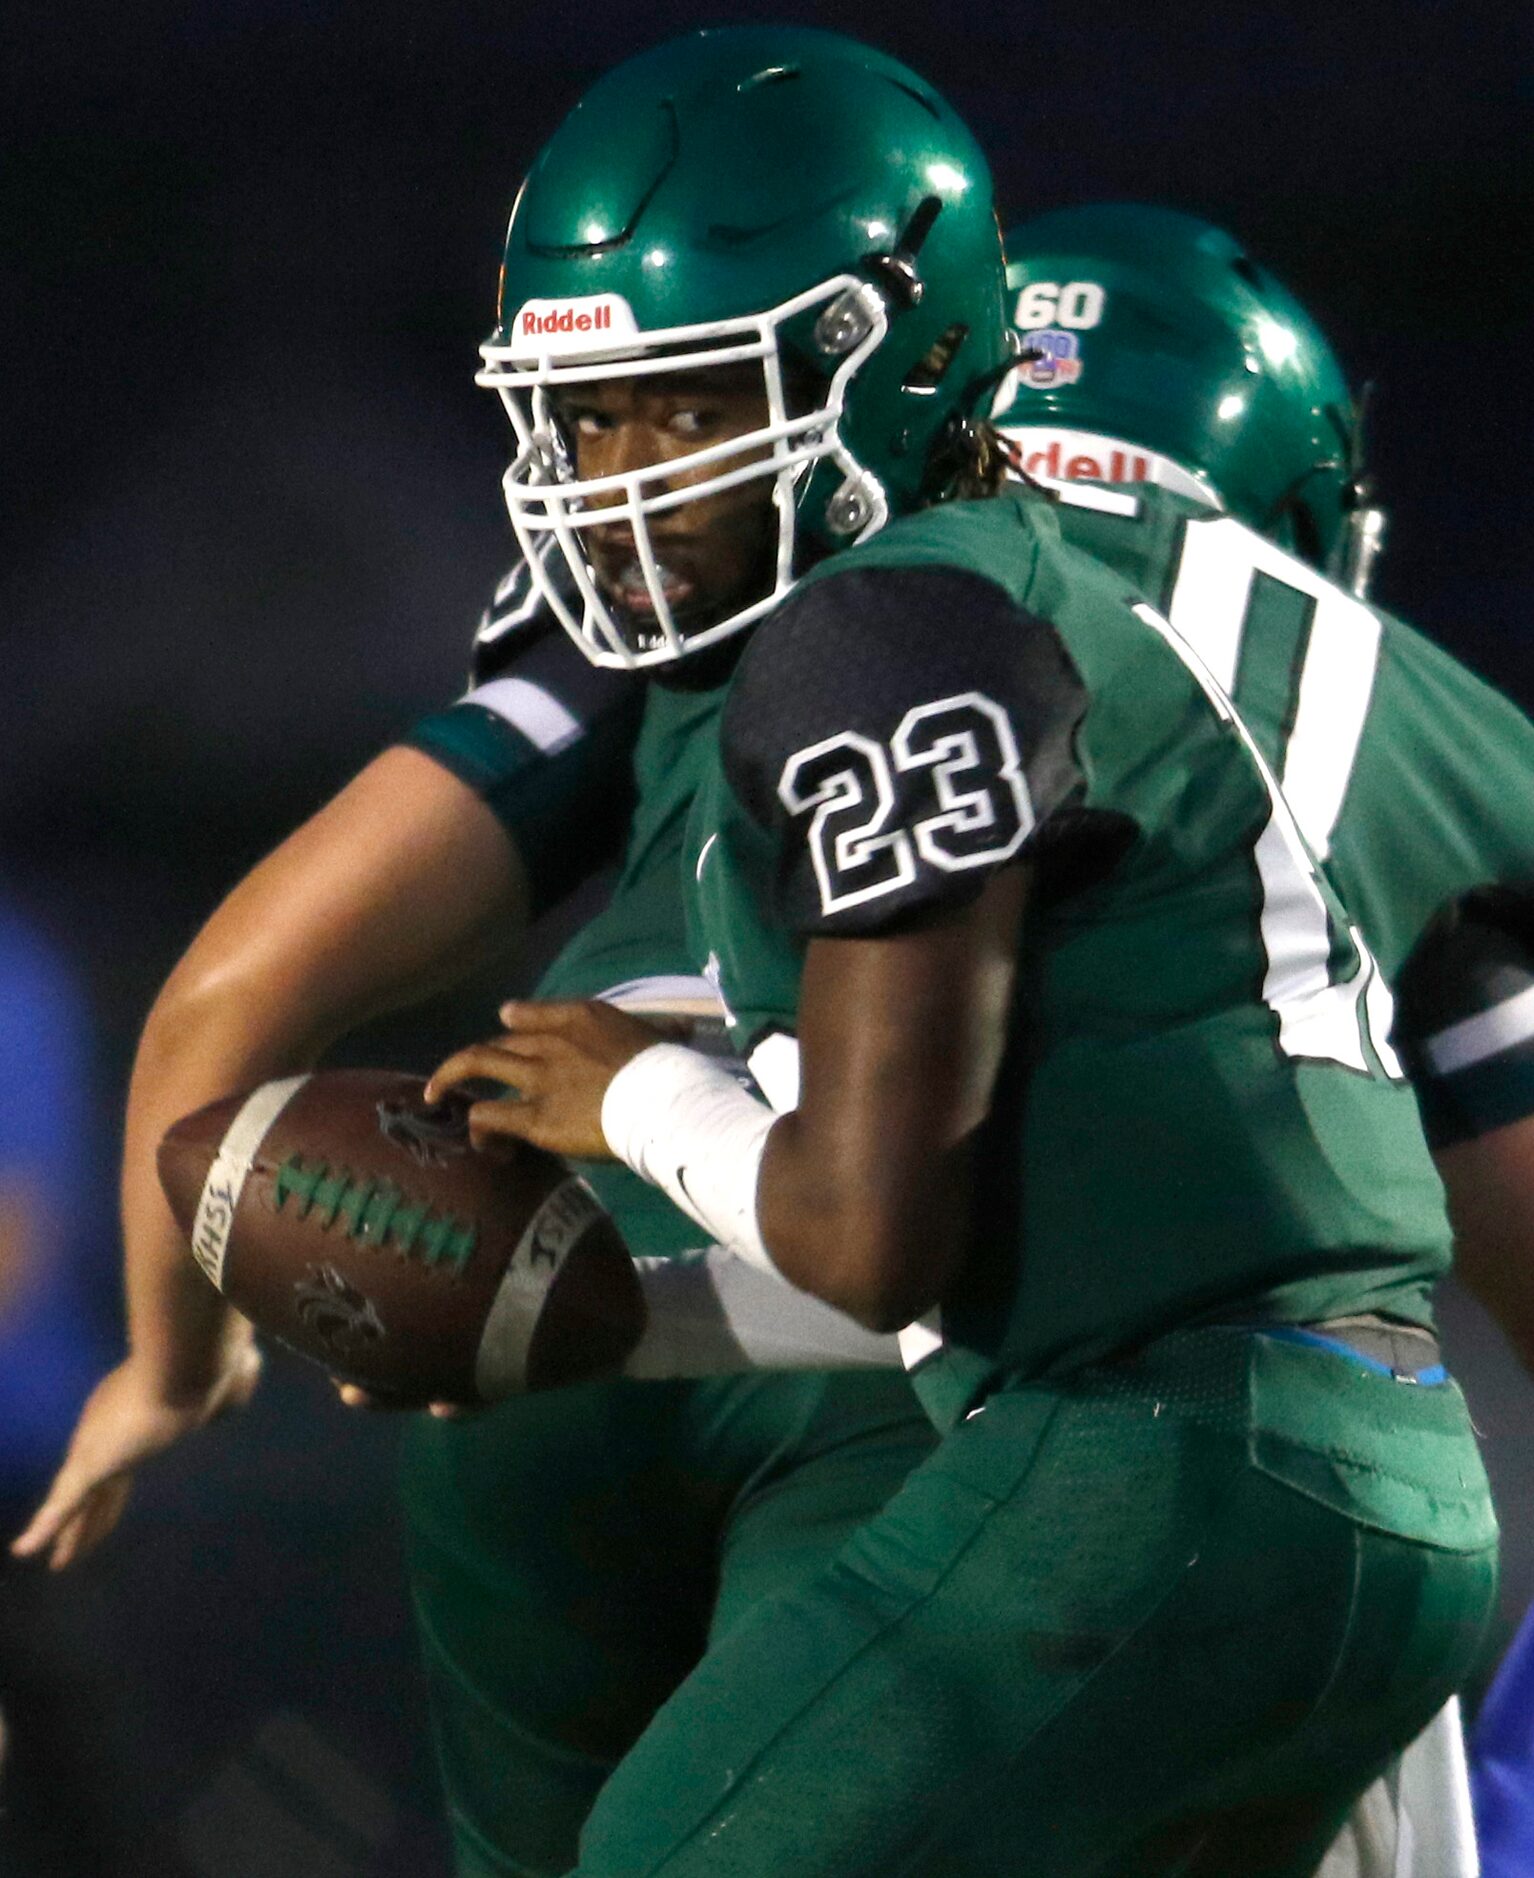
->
xmin=919 ymin=413 xmax=1012 ymax=506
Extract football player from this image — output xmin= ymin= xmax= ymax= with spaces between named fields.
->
xmin=392 ymin=567 xmax=930 ymax=1878
xmin=9 ymin=34 xmax=943 ymax=1878
xmin=420 ymin=191 xmax=1532 ymax=1878
xmin=993 ymin=201 xmax=1534 ymax=1878
xmin=429 ymin=31 xmax=1501 ymax=1875
xmin=992 ymin=203 xmax=1534 ymax=1355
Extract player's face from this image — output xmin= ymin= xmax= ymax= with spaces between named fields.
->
xmin=551 ymin=362 xmax=779 ymax=628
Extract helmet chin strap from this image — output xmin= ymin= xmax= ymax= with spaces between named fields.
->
xmin=860 ymin=194 xmax=943 ymax=308
xmin=1259 ymin=466 xmax=1387 ymax=600
xmin=807 ymin=199 xmax=949 ymax=540
xmin=1338 ymin=503 xmax=1388 ymax=600
xmin=1335 ymin=380 xmax=1386 ymax=598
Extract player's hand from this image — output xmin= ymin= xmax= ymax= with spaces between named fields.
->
xmin=426 ymin=999 xmax=669 ymax=1161
xmin=10 ymin=1335 xmax=263 ymax=1570
xmin=331 ymin=1380 xmax=470 ymax=1420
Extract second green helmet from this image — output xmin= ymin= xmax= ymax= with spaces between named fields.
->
xmin=993 ymin=204 xmax=1379 ymax=588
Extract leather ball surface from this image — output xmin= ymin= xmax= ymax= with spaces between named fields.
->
xmin=157 ymin=1069 xmax=644 ymax=1403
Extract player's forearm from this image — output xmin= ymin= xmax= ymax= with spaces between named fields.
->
xmin=757 ymin=1116 xmax=969 ymax=1332
xmin=760 ymin=870 xmax=1025 ymax=1329
xmin=1434 ymin=1123 xmax=1534 ymax=1383
xmin=119 ymin=749 xmax=531 ymax=1390
xmin=598 ymin=1040 xmax=963 ymax=1333
xmin=119 ymin=971 xmax=348 ymax=1390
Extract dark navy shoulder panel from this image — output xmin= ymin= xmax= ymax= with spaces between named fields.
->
xmin=722 ymin=563 xmax=1088 ymax=936
xmin=406 ymin=562 xmax=644 ymax=915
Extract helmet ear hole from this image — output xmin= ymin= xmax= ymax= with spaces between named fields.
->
xmin=903 ymin=324 xmax=969 ymax=395
xmin=1285 ymin=500 xmax=1326 ymax=569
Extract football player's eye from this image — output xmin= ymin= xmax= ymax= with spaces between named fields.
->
xmin=670 ymin=408 xmax=715 ymax=436
xmin=571 ymin=408 xmax=613 ymax=437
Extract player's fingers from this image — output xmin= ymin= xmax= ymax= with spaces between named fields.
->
xmin=17 ymin=1470 xmax=124 ymax=1569
xmin=425 ymin=1040 xmax=542 ymax=1104
xmin=50 ymin=1478 xmax=130 ymax=1571
xmin=502 ymin=997 xmax=673 ymax=1060
xmin=10 ymin=1467 xmax=91 ymax=1558
xmin=466 ymin=1096 xmax=541 ymax=1150
xmin=45 ymin=1508 xmax=89 ymax=1572
xmin=334 ymin=1380 xmax=382 ymax=1410
xmin=497 ymin=998 xmax=588 ymax=1032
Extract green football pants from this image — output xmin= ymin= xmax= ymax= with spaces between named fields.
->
xmin=399 ymin=1370 xmax=939 ymax=1878
xmin=567 ymin=1329 xmax=1498 ymax=1878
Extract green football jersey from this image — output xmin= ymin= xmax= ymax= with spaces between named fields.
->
xmin=528 ymin=678 xmax=729 ymax=1257
xmin=410 ymin=617 xmax=728 ymax=1260
xmin=1047 ymin=480 xmax=1534 ymax=984
xmin=685 ymin=484 xmax=1451 ymax=1425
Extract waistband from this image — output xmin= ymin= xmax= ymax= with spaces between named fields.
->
xmin=1257 ymin=1314 xmax=1446 ymax=1385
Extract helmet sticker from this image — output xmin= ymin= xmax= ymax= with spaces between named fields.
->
xmin=1019 ymin=329 xmax=1083 ymax=388
xmin=509 ymin=295 xmax=642 ymax=359
xmin=1012 ymin=280 xmax=1105 ymax=330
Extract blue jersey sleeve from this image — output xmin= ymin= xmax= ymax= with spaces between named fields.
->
xmin=403 ymin=565 xmax=645 ymax=918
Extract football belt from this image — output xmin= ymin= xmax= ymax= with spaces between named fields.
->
xmin=1271 ymin=1313 xmax=1446 ymax=1384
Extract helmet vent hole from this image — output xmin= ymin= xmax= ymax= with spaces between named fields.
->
xmin=886 ymin=77 xmax=942 ymax=120
xmin=739 ymin=65 xmax=801 ymax=91
xmin=1231 ymin=255 xmax=1268 ymax=291
xmin=903 ymin=323 xmax=968 ymax=394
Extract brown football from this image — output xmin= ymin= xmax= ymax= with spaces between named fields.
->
xmin=157 ymin=1069 xmax=645 ymax=1404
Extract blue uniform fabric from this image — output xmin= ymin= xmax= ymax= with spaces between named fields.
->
xmin=1473 ymin=1605 xmax=1534 ymax=1875
xmin=0 ymin=900 xmax=103 ymax=1496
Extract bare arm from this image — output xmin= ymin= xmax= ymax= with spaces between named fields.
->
xmin=124 ymin=744 xmax=528 ymax=1387
xmin=437 ymin=864 xmax=1029 ymax=1335
xmin=14 ymin=745 xmax=528 ymax=1565
xmin=1435 ymin=1119 xmax=1534 ymax=1379
xmin=756 ymin=867 xmax=1027 ymax=1330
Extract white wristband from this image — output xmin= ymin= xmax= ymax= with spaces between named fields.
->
xmin=601 ymin=1043 xmax=779 ymax=1275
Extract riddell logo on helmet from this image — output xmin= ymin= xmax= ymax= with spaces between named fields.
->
xmin=1019 ymin=438 xmax=1151 ymax=484
xmin=996 ymin=428 xmax=1217 ymax=506
xmin=508 ymin=295 xmax=640 ymax=358
xmin=521 ymin=304 xmax=614 ymax=336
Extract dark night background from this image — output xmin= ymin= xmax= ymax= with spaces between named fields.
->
xmin=1 ymin=2 xmax=1529 ymax=1871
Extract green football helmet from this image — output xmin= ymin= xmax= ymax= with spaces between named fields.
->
xmin=993 ymin=204 xmax=1384 ymax=592
xmin=478 ymin=27 xmax=1010 ymax=667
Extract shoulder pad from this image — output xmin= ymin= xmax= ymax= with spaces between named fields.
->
xmin=470 ymin=547 xmax=580 ymax=686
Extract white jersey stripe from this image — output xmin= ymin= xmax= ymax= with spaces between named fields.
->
xmin=1281 ymin=595 xmax=1381 ymax=860
xmin=468 ymin=676 xmax=582 ymax=754
xmin=598 ymin=975 xmax=724 ymax=1019
xmin=1425 ymin=982 xmax=1534 ymax=1076
xmin=1132 ymin=602 xmax=1374 ymax=1072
